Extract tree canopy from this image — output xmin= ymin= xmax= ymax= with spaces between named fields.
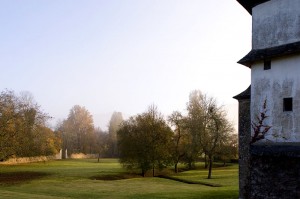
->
xmin=58 ymin=105 xmax=96 ymax=155
xmin=0 ymin=90 xmax=60 ymax=161
xmin=117 ymin=105 xmax=173 ymax=177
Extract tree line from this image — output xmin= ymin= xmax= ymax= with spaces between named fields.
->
xmin=0 ymin=89 xmax=123 ymax=161
xmin=0 ymin=89 xmax=237 ymax=179
xmin=117 ymin=90 xmax=237 ymax=179
xmin=56 ymin=107 xmax=123 ymax=159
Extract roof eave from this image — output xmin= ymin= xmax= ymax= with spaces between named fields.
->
xmin=233 ymin=85 xmax=251 ymax=100
xmin=237 ymin=0 xmax=271 ymax=15
xmin=238 ymin=41 xmax=300 ymax=68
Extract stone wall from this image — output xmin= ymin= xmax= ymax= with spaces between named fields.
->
xmin=234 ymin=86 xmax=251 ymax=199
xmin=249 ymin=143 xmax=300 ymax=199
xmin=238 ymin=99 xmax=251 ymax=199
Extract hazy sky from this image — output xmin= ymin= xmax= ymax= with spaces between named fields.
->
xmin=0 ymin=0 xmax=251 ymax=130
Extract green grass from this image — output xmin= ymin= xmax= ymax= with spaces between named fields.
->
xmin=0 ymin=159 xmax=238 ymax=199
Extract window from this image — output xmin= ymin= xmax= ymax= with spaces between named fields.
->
xmin=264 ymin=60 xmax=271 ymax=70
xmin=283 ymin=98 xmax=293 ymax=112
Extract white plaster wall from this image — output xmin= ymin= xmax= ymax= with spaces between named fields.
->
xmin=251 ymin=55 xmax=300 ymax=142
xmin=252 ymin=0 xmax=300 ymax=49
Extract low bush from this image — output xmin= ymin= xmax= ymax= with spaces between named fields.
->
xmin=0 ymin=156 xmax=56 ymax=165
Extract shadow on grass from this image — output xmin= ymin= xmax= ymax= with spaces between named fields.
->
xmin=157 ymin=175 xmax=222 ymax=187
xmin=90 ymin=172 xmax=222 ymax=187
xmin=90 ymin=173 xmax=142 ymax=181
xmin=0 ymin=171 xmax=50 ymax=186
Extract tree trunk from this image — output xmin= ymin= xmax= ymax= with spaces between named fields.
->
xmin=175 ymin=163 xmax=178 ymax=173
xmin=188 ymin=161 xmax=192 ymax=170
xmin=207 ymin=155 xmax=213 ymax=179
xmin=97 ymin=152 xmax=101 ymax=163
xmin=152 ymin=165 xmax=155 ymax=177
xmin=204 ymin=154 xmax=208 ymax=169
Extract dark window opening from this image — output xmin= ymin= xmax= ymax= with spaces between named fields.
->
xmin=283 ymin=98 xmax=293 ymax=112
xmin=264 ymin=60 xmax=271 ymax=70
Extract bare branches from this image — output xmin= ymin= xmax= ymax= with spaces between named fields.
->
xmin=251 ymin=98 xmax=272 ymax=144
xmin=186 ymin=90 xmax=234 ymax=178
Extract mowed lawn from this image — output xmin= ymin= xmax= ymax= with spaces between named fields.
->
xmin=0 ymin=159 xmax=238 ymax=199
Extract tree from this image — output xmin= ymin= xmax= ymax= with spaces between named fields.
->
xmin=215 ymin=133 xmax=238 ymax=166
xmin=168 ymin=111 xmax=189 ymax=173
xmin=0 ymin=90 xmax=20 ymax=160
xmin=33 ymin=126 xmax=61 ymax=156
xmin=94 ymin=127 xmax=109 ymax=162
xmin=204 ymin=107 xmax=233 ymax=179
xmin=186 ymin=90 xmax=234 ymax=179
xmin=108 ymin=112 xmax=123 ymax=157
xmin=185 ymin=90 xmax=205 ymax=169
xmin=0 ymin=90 xmax=60 ymax=160
xmin=117 ymin=105 xmax=173 ymax=177
xmin=60 ymin=105 xmax=95 ymax=155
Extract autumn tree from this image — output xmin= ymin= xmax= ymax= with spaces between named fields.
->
xmin=32 ymin=126 xmax=61 ymax=156
xmin=108 ymin=112 xmax=123 ymax=157
xmin=60 ymin=105 xmax=95 ymax=155
xmin=0 ymin=90 xmax=21 ymax=160
xmin=117 ymin=105 xmax=173 ymax=177
xmin=0 ymin=90 xmax=60 ymax=160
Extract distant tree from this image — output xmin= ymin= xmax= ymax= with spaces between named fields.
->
xmin=185 ymin=90 xmax=205 ymax=169
xmin=60 ymin=105 xmax=95 ymax=155
xmin=94 ymin=127 xmax=109 ymax=162
xmin=118 ymin=105 xmax=173 ymax=177
xmin=108 ymin=112 xmax=123 ymax=157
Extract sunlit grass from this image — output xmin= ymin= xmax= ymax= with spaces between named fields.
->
xmin=0 ymin=159 xmax=238 ymax=199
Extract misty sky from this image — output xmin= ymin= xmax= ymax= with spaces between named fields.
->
xmin=0 ymin=0 xmax=251 ymax=130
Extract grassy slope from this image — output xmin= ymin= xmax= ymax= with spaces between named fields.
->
xmin=0 ymin=159 xmax=238 ymax=199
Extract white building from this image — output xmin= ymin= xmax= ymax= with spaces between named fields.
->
xmin=236 ymin=0 xmax=300 ymax=198
xmin=238 ymin=0 xmax=300 ymax=143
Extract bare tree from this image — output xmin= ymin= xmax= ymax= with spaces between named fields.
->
xmin=168 ymin=111 xmax=189 ymax=173
xmin=186 ymin=90 xmax=234 ymax=179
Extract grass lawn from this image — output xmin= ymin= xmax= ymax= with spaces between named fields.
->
xmin=0 ymin=159 xmax=238 ymax=199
